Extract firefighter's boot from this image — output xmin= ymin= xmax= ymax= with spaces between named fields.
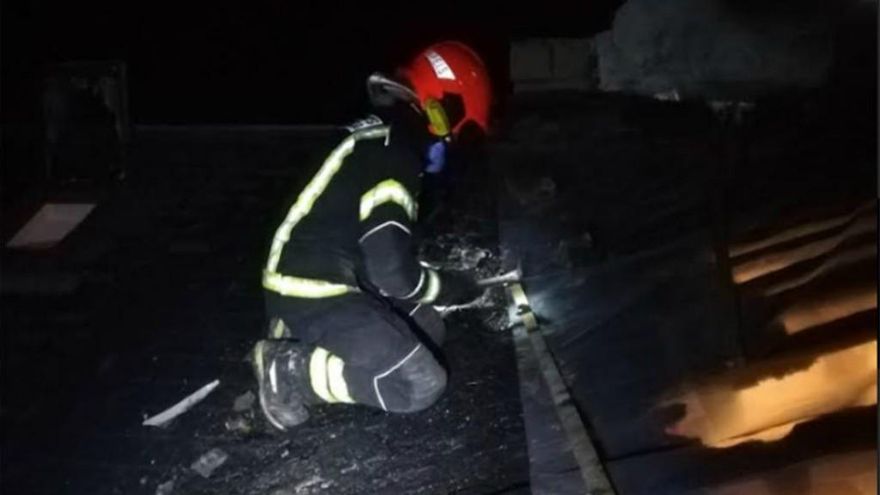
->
xmin=252 ymin=339 xmax=312 ymax=430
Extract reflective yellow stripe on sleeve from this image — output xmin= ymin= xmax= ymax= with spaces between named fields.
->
xmin=262 ymin=271 xmax=352 ymax=298
xmin=360 ymin=179 xmax=417 ymax=222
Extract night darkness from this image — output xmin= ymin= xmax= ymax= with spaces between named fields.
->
xmin=1 ymin=1 xmax=877 ymax=494
xmin=3 ymin=1 xmax=621 ymax=124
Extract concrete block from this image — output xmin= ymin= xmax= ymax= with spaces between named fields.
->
xmin=511 ymin=38 xmax=596 ymax=93
xmin=511 ymin=40 xmax=553 ymax=81
xmin=551 ymin=38 xmax=593 ymax=81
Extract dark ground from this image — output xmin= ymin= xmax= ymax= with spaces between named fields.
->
xmin=1 ymin=129 xmax=529 ymax=494
xmin=1 ymin=83 xmax=876 ymax=494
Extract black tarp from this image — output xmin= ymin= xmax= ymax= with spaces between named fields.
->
xmin=496 ymin=92 xmax=877 ymax=494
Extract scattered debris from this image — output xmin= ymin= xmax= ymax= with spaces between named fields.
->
xmin=224 ymin=415 xmax=253 ymax=434
xmin=191 ymin=448 xmax=229 ymax=479
xmin=447 ymin=245 xmax=492 ymax=271
xmin=155 ymin=479 xmax=174 ymax=495
xmin=6 ymin=203 xmax=96 ymax=249
xmin=233 ymin=390 xmax=255 ymax=412
xmin=143 ymin=379 xmax=220 ymax=427
xmin=422 ymin=236 xmax=495 ymax=272
xmin=653 ymin=88 xmax=681 ymax=102
xmin=294 ymin=475 xmax=329 ymax=493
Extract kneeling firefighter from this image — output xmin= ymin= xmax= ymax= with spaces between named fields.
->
xmin=253 ymin=41 xmax=493 ymax=430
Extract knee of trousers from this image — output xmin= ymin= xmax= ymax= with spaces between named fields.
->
xmin=379 ymin=346 xmax=447 ymax=413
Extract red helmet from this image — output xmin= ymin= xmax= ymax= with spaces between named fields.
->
xmin=400 ymin=41 xmax=492 ymax=137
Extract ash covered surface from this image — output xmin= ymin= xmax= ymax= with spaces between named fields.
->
xmin=1 ymin=130 xmax=528 ymax=494
xmin=135 ymin=307 xmax=524 ymax=495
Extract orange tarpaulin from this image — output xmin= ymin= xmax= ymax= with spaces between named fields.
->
xmin=665 ymin=340 xmax=877 ymax=448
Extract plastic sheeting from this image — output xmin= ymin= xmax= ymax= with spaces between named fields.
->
xmin=496 ymin=93 xmax=876 ymax=494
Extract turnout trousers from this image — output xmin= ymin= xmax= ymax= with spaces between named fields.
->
xmin=265 ymin=291 xmax=448 ymax=413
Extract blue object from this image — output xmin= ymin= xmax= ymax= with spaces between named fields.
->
xmin=425 ymin=140 xmax=447 ymax=174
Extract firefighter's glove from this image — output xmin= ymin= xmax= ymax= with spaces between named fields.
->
xmin=434 ymin=270 xmax=483 ymax=307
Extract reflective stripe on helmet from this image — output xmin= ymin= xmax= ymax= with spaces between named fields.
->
xmin=359 ymin=179 xmax=417 ymax=221
xmin=425 ymin=50 xmax=456 ymax=80
xmin=264 ymin=125 xmax=390 ymax=298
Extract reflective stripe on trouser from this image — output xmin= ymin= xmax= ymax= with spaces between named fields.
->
xmin=308 ymin=347 xmax=354 ymax=404
xmin=269 ymin=293 xmax=447 ymax=413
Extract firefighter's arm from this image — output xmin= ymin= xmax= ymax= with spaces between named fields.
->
xmin=358 ymin=179 xmax=442 ymax=303
xmin=357 ymin=181 xmax=484 ymax=306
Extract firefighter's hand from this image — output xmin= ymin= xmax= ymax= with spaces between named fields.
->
xmin=433 ymin=270 xmax=483 ymax=307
